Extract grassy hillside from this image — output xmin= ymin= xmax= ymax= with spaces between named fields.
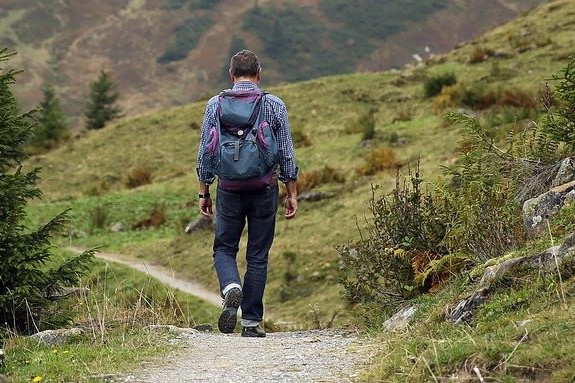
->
xmin=1 ymin=0 xmax=543 ymax=127
xmin=23 ymin=0 xmax=575 ymax=334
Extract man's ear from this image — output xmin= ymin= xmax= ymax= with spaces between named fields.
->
xmin=229 ymin=69 xmax=234 ymax=82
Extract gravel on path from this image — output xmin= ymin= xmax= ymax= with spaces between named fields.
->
xmin=119 ymin=328 xmax=368 ymax=383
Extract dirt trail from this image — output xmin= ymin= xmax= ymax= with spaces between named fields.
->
xmin=119 ymin=329 xmax=366 ymax=383
xmin=70 ymin=247 xmax=222 ymax=307
xmin=71 ymin=248 xmax=370 ymax=382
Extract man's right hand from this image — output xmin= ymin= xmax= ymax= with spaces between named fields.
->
xmin=284 ymin=196 xmax=297 ymax=219
xmin=200 ymin=197 xmax=213 ymax=218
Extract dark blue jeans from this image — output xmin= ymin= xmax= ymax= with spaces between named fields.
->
xmin=213 ymin=184 xmax=279 ymax=323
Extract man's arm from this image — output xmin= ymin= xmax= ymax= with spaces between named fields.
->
xmin=196 ymin=98 xmax=218 ymax=218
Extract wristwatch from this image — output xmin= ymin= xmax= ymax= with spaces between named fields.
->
xmin=198 ymin=192 xmax=211 ymax=199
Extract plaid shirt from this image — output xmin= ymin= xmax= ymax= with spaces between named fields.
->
xmin=196 ymin=81 xmax=298 ymax=185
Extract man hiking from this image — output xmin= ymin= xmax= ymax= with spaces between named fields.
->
xmin=196 ymin=49 xmax=298 ymax=337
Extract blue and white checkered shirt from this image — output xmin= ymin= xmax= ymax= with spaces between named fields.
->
xmin=196 ymin=81 xmax=298 ymax=185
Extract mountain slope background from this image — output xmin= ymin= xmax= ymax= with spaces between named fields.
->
xmin=1 ymin=0 xmax=543 ymax=128
xmin=21 ymin=0 xmax=575 ymax=327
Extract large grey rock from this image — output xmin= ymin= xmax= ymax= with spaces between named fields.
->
xmin=383 ymin=306 xmax=416 ymax=331
xmin=447 ymin=231 xmax=575 ymax=323
xmin=551 ymin=158 xmax=575 ymax=187
xmin=31 ymin=328 xmax=85 ymax=346
xmin=184 ymin=217 xmax=214 ymax=233
xmin=522 ymin=180 xmax=575 ymax=232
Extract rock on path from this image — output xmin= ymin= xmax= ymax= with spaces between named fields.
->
xmin=119 ymin=329 xmax=366 ymax=383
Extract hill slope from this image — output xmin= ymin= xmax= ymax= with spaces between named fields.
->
xmin=1 ymin=0 xmax=543 ymax=127
xmin=24 ymin=0 xmax=575 ymax=330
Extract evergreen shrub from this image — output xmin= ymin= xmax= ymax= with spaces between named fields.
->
xmin=0 ymin=49 xmax=95 ymax=336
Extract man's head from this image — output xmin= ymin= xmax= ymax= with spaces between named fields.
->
xmin=229 ymin=50 xmax=261 ymax=82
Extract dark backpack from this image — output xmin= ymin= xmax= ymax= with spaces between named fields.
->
xmin=202 ymin=89 xmax=279 ymax=190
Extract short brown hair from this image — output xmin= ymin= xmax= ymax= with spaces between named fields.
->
xmin=229 ymin=50 xmax=261 ymax=78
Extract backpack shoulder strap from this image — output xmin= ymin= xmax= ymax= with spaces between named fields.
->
xmin=218 ymin=89 xmax=265 ymax=132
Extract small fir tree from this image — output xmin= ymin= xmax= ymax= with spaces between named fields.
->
xmin=30 ymin=84 xmax=67 ymax=151
xmin=84 ymin=69 xmax=122 ymax=130
xmin=0 ymin=49 xmax=95 ymax=336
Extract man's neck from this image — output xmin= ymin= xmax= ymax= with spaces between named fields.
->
xmin=233 ymin=76 xmax=259 ymax=84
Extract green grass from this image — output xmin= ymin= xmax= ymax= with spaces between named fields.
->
xmin=5 ymin=330 xmax=173 ymax=383
xmin=2 ymin=253 xmax=219 ymax=382
xmin=358 ymin=271 xmax=575 ymax=382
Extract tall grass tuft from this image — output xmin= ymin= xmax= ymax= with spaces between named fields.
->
xmin=356 ymin=146 xmax=400 ymax=176
xmin=125 ymin=166 xmax=154 ymax=189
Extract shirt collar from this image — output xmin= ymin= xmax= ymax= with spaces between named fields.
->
xmin=232 ymin=81 xmax=259 ymax=91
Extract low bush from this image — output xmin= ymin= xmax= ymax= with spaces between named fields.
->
xmin=468 ymin=46 xmax=494 ymax=64
xmin=355 ymin=146 xmax=400 ymax=176
xmin=338 ymin=164 xmax=453 ymax=310
xmin=423 ymin=72 xmax=457 ymax=99
xmin=125 ymin=166 xmax=154 ymax=189
xmin=344 ymin=108 xmax=378 ymax=139
xmin=132 ymin=205 xmax=167 ymax=229
xmin=291 ymin=128 xmax=312 ymax=147
xmin=294 ymin=165 xmax=346 ymax=195
xmin=89 ymin=204 xmax=110 ymax=232
xmin=432 ymin=82 xmax=538 ymax=114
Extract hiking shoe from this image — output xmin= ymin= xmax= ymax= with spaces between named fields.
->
xmin=241 ymin=325 xmax=266 ymax=338
xmin=218 ymin=288 xmax=242 ymax=333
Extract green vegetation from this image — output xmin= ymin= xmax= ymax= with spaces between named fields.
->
xmin=27 ymin=84 xmax=68 ymax=153
xmin=423 ymin=72 xmax=457 ymax=98
xmin=1 ymin=256 xmax=219 ymax=382
xmin=163 ymin=0 xmax=221 ymax=11
xmin=157 ymin=14 xmax=213 ymax=64
xmin=3 ymin=0 xmax=575 ymax=381
xmin=84 ymin=70 xmax=122 ymax=130
xmin=0 ymin=49 xmax=95 ymax=336
xmin=0 ymin=0 xmax=541 ymax=129
xmin=245 ymin=0 xmax=447 ymax=82
xmin=319 ymin=0 xmax=446 ymax=40
xmin=359 ymin=264 xmax=575 ymax=382
xmin=10 ymin=6 xmax=60 ymax=44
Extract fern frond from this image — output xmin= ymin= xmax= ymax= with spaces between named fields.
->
xmin=414 ymin=252 xmax=471 ymax=287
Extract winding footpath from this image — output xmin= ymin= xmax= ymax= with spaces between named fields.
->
xmin=71 ymin=248 xmax=370 ymax=382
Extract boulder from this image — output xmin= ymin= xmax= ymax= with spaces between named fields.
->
xmin=383 ymin=306 xmax=417 ymax=331
xmin=522 ymin=180 xmax=575 ymax=232
xmin=31 ymin=328 xmax=84 ymax=346
xmin=447 ymin=231 xmax=575 ymax=323
xmin=551 ymin=158 xmax=575 ymax=187
xmin=184 ymin=217 xmax=214 ymax=233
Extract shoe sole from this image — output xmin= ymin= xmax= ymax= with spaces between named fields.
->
xmin=218 ymin=289 xmax=242 ymax=333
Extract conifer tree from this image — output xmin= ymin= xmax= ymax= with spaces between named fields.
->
xmin=84 ymin=69 xmax=122 ymax=130
xmin=0 ymin=49 xmax=95 ymax=335
xmin=30 ymin=84 xmax=67 ymax=150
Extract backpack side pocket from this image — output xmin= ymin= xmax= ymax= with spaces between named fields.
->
xmin=256 ymin=120 xmax=279 ymax=169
